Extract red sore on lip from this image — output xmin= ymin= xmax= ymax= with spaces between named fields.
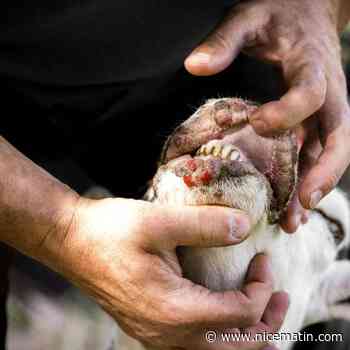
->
xmin=199 ymin=170 xmax=212 ymax=185
xmin=183 ymin=170 xmax=213 ymax=188
xmin=183 ymin=175 xmax=196 ymax=187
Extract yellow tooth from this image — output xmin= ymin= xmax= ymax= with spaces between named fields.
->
xmin=197 ymin=145 xmax=206 ymax=155
xmin=205 ymin=141 xmax=216 ymax=155
xmin=212 ymin=144 xmax=222 ymax=157
xmin=230 ymin=149 xmax=240 ymax=161
xmin=222 ymin=145 xmax=233 ymax=159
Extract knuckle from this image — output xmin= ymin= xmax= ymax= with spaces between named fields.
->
xmin=197 ymin=229 xmax=210 ymax=246
xmin=292 ymin=84 xmax=325 ymax=113
xmin=322 ymin=172 xmax=340 ymax=194
xmin=201 ymin=209 xmax=232 ymax=246
xmin=209 ymin=30 xmax=233 ymax=52
xmin=135 ymin=206 xmax=155 ymax=240
xmin=236 ymin=294 xmax=264 ymax=326
xmin=259 ymin=106 xmax=287 ymax=131
xmin=276 ymin=115 xmax=293 ymax=130
xmin=333 ymin=67 xmax=347 ymax=89
xmin=245 ymin=303 xmax=263 ymax=325
xmin=135 ymin=204 xmax=173 ymax=247
xmin=195 ymin=210 xmax=216 ymax=245
xmin=307 ymin=81 xmax=326 ymax=109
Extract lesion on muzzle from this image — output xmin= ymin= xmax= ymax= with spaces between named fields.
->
xmin=159 ymin=98 xmax=299 ymax=224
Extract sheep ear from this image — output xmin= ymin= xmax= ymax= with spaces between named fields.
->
xmin=305 ymin=261 xmax=350 ymax=326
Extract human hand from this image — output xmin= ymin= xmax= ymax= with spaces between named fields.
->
xmin=50 ymin=197 xmax=288 ymax=349
xmin=185 ymin=0 xmax=350 ymax=233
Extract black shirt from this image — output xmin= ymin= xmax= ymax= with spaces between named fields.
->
xmin=0 ymin=1 xmax=232 ymax=85
xmin=0 ymin=1 xmax=244 ymax=171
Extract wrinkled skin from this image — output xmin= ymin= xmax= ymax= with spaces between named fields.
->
xmin=71 ymin=199 xmax=288 ymax=350
xmin=184 ymin=0 xmax=350 ymax=232
xmin=0 ymin=135 xmax=285 ymax=350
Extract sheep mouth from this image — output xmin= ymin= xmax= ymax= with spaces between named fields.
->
xmin=168 ymin=141 xmax=259 ymax=188
xmin=164 ymin=131 xmax=298 ymax=223
xmin=157 ymin=145 xmax=272 ymax=225
xmin=160 ymin=98 xmax=299 ymax=222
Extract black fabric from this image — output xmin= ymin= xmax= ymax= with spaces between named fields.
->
xmin=0 ymin=1 xmax=240 ymax=159
xmin=0 ymin=1 xmax=228 ymax=85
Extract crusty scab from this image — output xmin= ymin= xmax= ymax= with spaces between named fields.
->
xmin=156 ymin=97 xmax=298 ymax=223
xmin=160 ymin=98 xmax=258 ymax=163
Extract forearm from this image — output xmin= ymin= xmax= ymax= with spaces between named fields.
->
xmin=0 ymin=136 xmax=79 ymax=264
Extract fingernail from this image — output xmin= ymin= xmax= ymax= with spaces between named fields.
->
xmin=230 ymin=214 xmax=251 ymax=240
xmin=309 ymin=190 xmax=323 ymax=209
xmin=186 ymin=52 xmax=211 ymax=66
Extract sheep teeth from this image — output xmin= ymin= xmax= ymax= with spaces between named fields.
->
xmin=197 ymin=142 xmax=240 ymax=161
xmin=198 ymin=145 xmax=206 ymax=155
xmin=221 ymin=145 xmax=233 ymax=159
xmin=230 ymin=149 xmax=240 ymax=161
xmin=212 ymin=144 xmax=222 ymax=157
xmin=205 ymin=140 xmax=218 ymax=155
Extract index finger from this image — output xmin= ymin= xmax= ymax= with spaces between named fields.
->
xmin=249 ymin=53 xmax=326 ymax=135
xmin=299 ymin=71 xmax=350 ymax=208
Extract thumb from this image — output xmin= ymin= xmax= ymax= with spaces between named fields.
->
xmin=184 ymin=4 xmax=266 ymax=76
xmin=140 ymin=204 xmax=251 ymax=250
